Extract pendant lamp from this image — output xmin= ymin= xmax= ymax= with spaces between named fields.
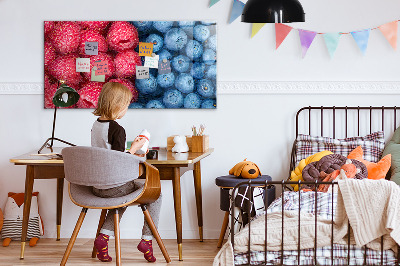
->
xmin=241 ymin=0 xmax=305 ymax=23
xmin=38 ymin=80 xmax=80 ymax=154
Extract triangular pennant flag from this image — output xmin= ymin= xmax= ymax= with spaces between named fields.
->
xmin=275 ymin=23 xmax=293 ymax=49
xmin=251 ymin=23 xmax=266 ymax=38
xmin=378 ymin=21 xmax=397 ymax=50
xmin=298 ymin=29 xmax=317 ymax=58
xmin=351 ymin=29 xmax=370 ymax=55
xmin=229 ymin=0 xmax=245 ymax=24
xmin=323 ymin=33 xmax=341 ymax=58
xmin=209 ymin=0 xmax=220 ymax=7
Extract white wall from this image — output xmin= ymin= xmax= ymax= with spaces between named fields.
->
xmin=1 ymin=0 xmax=400 ymax=239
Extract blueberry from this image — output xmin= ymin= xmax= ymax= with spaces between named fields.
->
xmin=186 ymin=40 xmax=203 ymax=60
xmin=157 ymin=72 xmax=175 ymax=88
xmin=145 ymin=34 xmax=164 ymax=53
xmin=153 ymin=21 xmax=174 ymax=33
xmin=171 ymin=55 xmax=190 ymax=72
xmin=146 ymin=99 xmax=165 ymax=109
xmin=201 ymin=21 xmax=216 ymax=26
xmin=191 ymin=62 xmax=206 ymax=79
xmin=201 ymin=99 xmax=216 ymax=109
xmin=196 ymin=79 xmax=216 ymax=98
xmin=205 ymin=64 xmax=217 ymax=80
xmin=129 ymin=102 xmax=144 ymax=109
xmin=136 ymin=74 xmax=158 ymax=94
xmin=175 ymin=73 xmax=194 ymax=94
xmin=184 ymin=93 xmax=201 ymax=108
xmin=164 ymin=28 xmax=188 ymax=51
xmin=178 ymin=21 xmax=196 ymax=28
xmin=163 ymin=89 xmax=184 ymax=108
xmin=131 ymin=21 xmax=153 ymax=34
xmin=205 ymin=35 xmax=217 ymax=51
xmin=193 ymin=25 xmax=210 ymax=42
xmin=202 ymin=49 xmax=216 ymax=65
xmin=158 ymin=49 xmax=172 ymax=61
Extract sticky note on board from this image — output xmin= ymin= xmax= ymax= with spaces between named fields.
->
xmin=91 ymin=66 xmax=105 ymax=82
xmin=76 ymin=58 xmax=90 ymax=72
xmin=158 ymin=59 xmax=171 ymax=74
xmin=144 ymin=55 xmax=159 ymax=69
xmin=139 ymin=42 xmax=154 ymax=57
xmin=94 ymin=60 xmax=110 ymax=75
xmin=85 ymin=42 xmax=98 ymax=55
xmin=136 ymin=66 xmax=150 ymax=79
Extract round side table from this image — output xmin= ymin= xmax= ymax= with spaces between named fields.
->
xmin=215 ymin=175 xmax=275 ymax=248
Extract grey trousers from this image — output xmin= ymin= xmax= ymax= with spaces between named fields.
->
xmin=92 ymin=180 xmax=162 ymax=240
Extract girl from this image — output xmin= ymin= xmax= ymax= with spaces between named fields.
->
xmin=91 ymin=82 xmax=161 ymax=263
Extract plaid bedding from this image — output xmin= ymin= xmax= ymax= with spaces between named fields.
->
xmin=234 ymin=191 xmax=397 ymax=265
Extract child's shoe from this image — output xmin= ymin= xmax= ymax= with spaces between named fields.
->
xmin=137 ymin=239 xmax=156 ymax=262
xmin=94 ymin=233 xmax=112 ymax=262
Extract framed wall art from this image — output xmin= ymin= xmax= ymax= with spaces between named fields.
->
xmin=44 ymin=21 xmax=217 ymax=109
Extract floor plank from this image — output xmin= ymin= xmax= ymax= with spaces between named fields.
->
xmin=0 ymin=239 xmax=222 ymax=265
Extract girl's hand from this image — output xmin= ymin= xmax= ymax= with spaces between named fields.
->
xmin=129 ymin=137 xmax=147 ymax=155
xmin=134 ymin=148 xmax=149 ymax=157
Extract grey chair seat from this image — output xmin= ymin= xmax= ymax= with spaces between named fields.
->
xmin=69 ymin=180 xmax=145 ymax=208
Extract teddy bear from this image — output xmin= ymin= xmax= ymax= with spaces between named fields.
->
xmin=1 ymin=192 xmax=44 ymax=247
xmin=229 ymin=159 xmax=261 ymax=179
xmin=172 ymin=135 xmax=189 ymax=153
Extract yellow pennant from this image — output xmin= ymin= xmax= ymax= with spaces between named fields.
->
xmin=251 ymin=23 xmax=266 ymax=38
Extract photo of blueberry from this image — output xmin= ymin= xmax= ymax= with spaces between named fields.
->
xmin=191 ymin=62 xmax=206 ymax=79
xmin=184 ymin=93 xmax=201 ymax=108
xmin=205 ymin=64 xmax=216 ymax=80
xmin=205 ymin=34 xmax=217 ymax=51
xmin=186 ymin=40 xmax=203 ymax=60
xmin=196 ymin=79 xmax=215 ymax=98
xmin=157 ymin=72 xmax=175 ymax=88
xmin=171 ymin=55 xmax=190 ymax=73
xmin=145 ymin=34 xmax=164 ymax=53
xmin=146 ymin=99 xmax=165 ymax=109
xmin=193 ymin=25 xmax=210 ymax=43
xmin=201 ymin=99 xmax=216 ymax=109
xmin=163 ymin=89 xmax=184 ymax=108
xmin=164 ymin=28 xmax=188 ymax=51
xmin=153 ymin=21 xmax=174 ymax=33
xmin=178 ymin=21 xmax=196 ymax=28
xmin=202 ymin=49 xmax=216 ymax=65
xmin=136 ymin=74 xmax=158 ymax=94
xmin=158 ymin=49 xmax=172 ymax=61
xmin=131 ymin=21 xmax=153 ymax=34
xmin=175 ymin=73 xmax=194 ymax=94
xmin=201 ymin=21 xmax=215 ymax=26
xmin=129 ymin=102 xmax=144 ymax=109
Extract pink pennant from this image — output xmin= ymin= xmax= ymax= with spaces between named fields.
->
xmin=275 ymin=24 xmax=293 ymax=49
xmin=298 ymin=29 xmax=317 ymax=58
xmin=378 ymin=21 xmax=398 ymax=50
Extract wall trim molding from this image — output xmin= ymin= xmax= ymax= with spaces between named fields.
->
xmin=1 ymin=81 xmax=400 ymax=95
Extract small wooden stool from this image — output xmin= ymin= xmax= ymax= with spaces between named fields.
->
xmin=215 ymin=175 xmax=275 ymax=248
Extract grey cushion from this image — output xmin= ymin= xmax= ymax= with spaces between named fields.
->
xmin=382 ymin=126 xmax=400 ymax=184
xmin=69 ymin=180 xmax=145 ymax=208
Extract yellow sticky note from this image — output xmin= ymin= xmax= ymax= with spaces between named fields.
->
xmin=139 ymin=42 xmax=154 ymax=57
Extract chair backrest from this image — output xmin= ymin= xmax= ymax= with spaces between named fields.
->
xmin=62 ymin=146 xmax=145 ymax=187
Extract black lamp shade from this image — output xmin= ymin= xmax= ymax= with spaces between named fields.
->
xmin=241 ymin=0 xmax=305 ymax=23
xmin=52 ymin=83 xmax=80 ymax=108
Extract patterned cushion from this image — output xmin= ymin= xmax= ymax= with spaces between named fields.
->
xmin=294 ymin=131 xmax=385 ymax=166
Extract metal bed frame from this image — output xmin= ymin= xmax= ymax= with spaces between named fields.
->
xmin=230 ymin=106 xmax=400 ymax=266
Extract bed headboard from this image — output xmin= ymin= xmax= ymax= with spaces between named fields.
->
xmin=290 ymin=106 xmax=400 ymax=179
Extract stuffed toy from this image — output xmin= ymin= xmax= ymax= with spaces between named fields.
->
xmin=1 ymin=192 xmax=44 ymax=247
xmin=289 ymin=150 xmax=333 ymax=191
xmin=172 ymin=135 xmax=189 ymax=153
xmin=348 ymin=146 xmax=391 ymax=180
xmin=229 ymin=159 xmax=261 ymax=179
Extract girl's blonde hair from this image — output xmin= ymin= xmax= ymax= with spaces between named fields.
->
xmin=93 ymin=82 xmax=132 ymax=120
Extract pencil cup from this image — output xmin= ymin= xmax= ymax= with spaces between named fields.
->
xmin=191 ymin=135 xmax=209 ymax=153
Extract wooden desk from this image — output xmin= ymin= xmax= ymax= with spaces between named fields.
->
xmin=10 ymin=147 xmax=213 ymax=261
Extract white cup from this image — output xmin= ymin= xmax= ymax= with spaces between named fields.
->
xmin=135 ymin=129 xmax=150 ymax=154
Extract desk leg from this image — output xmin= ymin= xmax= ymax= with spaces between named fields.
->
xmin=20 ymin=165 xmax=35 ymax=259
xmin=56 ymin=178 xmax=64 ymax=241
xmin=193 ymin=161 xmax=203 ymax=242
xmin=172 ymin=167 xmax=183 ymax=261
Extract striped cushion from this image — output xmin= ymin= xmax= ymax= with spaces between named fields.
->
xmin=295 ymin=131 xmax=385 ymax=167
xmin=1 ymin=217 xmax=40 ymax=240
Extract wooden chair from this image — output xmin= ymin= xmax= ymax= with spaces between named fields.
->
xmin=60 ymin=146 xmax=171 ymax=265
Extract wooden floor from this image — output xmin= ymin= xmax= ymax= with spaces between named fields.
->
xmin=0 ymin=239 xmax=222 ymax=265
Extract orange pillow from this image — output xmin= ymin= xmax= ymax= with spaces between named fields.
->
xmin=347 ymin=146 xmax=391 ymax=180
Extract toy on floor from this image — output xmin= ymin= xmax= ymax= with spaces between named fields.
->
xmin=1 ymin=192 xmax=44 ymax=247
xmin=229 ymin=159 xmax=261 ymax=179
